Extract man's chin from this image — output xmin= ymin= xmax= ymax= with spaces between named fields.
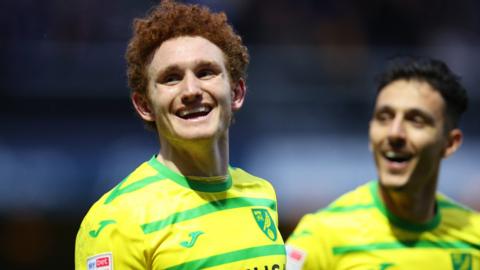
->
xmin=379 ymin=175 xmax=410 ymax=191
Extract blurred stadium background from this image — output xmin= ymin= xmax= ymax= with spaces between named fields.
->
xmin=1 ymin=0 xmax=480 ymax=268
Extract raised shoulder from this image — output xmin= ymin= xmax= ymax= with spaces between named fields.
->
xmin=437 ymin=193 xmax=480 ymax=237
xmin=286 ymin=182 xmax=377 ymax=270
xmin=316 ymin=182 xmax=375 ymax=215
xmin=230 ymin=167 xmax=276 ymax=195
xmin=75 ymin=160 xmax=175 ymax=269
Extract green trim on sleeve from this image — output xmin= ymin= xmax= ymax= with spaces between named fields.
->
xmin=369 ymin=181 xmax=441 ymax=232
xmin=141 ymin=197 xmax=277 ymax=234
xmin=148 ymin=156 xmax=232 ymax=193
xmin=164 ymin=244 xmax=285 ymax=270
xmin=288 ymin=229 xmax=313 ymax=240
xmin=104 ymin=175 xmax=167 ymax=204
xmin=333 ymin=240 xmax=480 ymax=255
xmin=321 ymin=203 xmax=376 ymax=213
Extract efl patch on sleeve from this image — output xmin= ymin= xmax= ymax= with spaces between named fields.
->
xmin=286 ymin=245 xmax=307 ymax=270
xmin=87 ymin=252 xmax=113 ymax=270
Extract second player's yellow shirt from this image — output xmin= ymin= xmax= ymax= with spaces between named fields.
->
xmin=286 ymin=181 xmax=480 ymax=270
xmin=76 ymin=156 xmax=285 ymax=269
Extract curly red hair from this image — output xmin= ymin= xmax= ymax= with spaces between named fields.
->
xmin=126 ymin=0 xmax=249 ymax=97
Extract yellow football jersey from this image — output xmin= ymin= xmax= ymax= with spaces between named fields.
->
xmin=286 ymin=181 xmax=480 ymax=270
xmin=75 ymin=156 xmax=285 ymax=270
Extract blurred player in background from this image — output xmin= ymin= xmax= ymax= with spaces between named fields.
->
xmin=75 ymin=1 xmax=285 ymax=269
xmin=286 ymin=56 xmax=480 ymax=269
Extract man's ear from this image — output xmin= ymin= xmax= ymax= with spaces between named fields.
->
xmin=231 ymin=78 xmax=246 ymax=111
xmin=443 ymin=128 xmax=463 ymax=158
xmin=131 ymin=92 xmax=155 ymax=122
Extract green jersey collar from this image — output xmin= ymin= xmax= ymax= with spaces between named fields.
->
xmin=148 ymin=156 xmax=232 ymax=193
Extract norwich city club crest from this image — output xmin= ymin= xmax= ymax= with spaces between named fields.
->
xmin=451 ymin=253 xmax=472 ymax=270
xmin=252 ymin=208 xmax=277 ymax=241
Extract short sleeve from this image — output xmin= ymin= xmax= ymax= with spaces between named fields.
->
xmin=286 ymin=213 xmax=333 ymax=270
xmin=74 ymin=204 xmax=147 ymax=269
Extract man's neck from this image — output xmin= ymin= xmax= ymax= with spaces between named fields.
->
xmin=379 ymin=180 xmax=437 ymax=224
xmin=157 ymin=135 xmax=229 ymax=178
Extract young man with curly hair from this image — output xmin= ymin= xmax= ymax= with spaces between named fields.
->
xmin=286 ymin=57 xmax=480 ymax=269
xmin=75 ymin=1 xmax=285 ymax=269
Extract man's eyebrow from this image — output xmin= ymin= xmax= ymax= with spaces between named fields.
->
xmin=407 ymin=108 xmax=435 ymax=122
xmin=194 ymin=60 xmax=222 ymax=69
xmin=157 ymin=65 xmax=181 ymax=75
xmin=155 ymin=60 xmax=222 ymax=77
xmin=154 ymin=65 xmax=182 ymax=81
xmin=374 ymin=105 xmax=393 ymax=113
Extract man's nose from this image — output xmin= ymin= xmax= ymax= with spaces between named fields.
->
xmin=181 ymin=72 xmax=202 ymax=103
xmin=388 ymin=116 xmax=406 ymax=148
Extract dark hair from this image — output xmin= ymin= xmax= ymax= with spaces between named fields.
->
xmin=126 ymin=0 xmax=249 ymax=130
xmin=376 ymin=56 xmax=468 ymax=129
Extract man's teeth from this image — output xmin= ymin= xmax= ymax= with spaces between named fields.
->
xmin=386 ymin=151 xmax=397 ymax=158
xmin=385 ymin=151 xmax=410 ymax=161
xmin=178 ymin=106 xmax=210 ymax=117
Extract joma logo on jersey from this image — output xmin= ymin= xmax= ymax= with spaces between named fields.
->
xmin=252 ymin=208 xmax=277 ymax=241
xmin=451 ymin=253 xmax=472 ymax=270
xmin=180 ymin=230 xmax=204 ymax=248
xmin=89 ymin=220 xmax=116 ymax=238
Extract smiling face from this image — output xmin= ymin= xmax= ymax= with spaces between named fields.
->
xmin=369 ymin=79 xmax=462 ymax=192
xmin=132 ymin=36 xmax=245 ymax=145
